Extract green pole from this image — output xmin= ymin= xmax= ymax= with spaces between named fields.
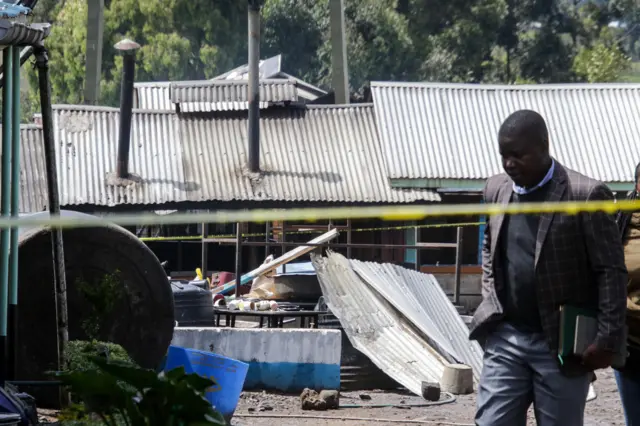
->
xmin=8 ymin=45 xmax=20 ymax=381
xmin=0 ymin=45 xmax=14 ymax=383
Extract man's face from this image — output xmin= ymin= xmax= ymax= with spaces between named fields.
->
xmin=498 ymin=134 xmax=547 ymax=188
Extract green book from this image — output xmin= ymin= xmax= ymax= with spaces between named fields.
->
xmin=559 ymin=305 xmax=597 ymax=357
xmin=559 ymin=304 xmax=628 ymax=368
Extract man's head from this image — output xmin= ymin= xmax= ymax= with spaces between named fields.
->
xmin=635 ymin=162 xmax=640 ymax=192
xmin=498 ymin=109 xmax=552 ymax=188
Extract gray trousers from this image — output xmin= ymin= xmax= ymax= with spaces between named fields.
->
xmin=475 ymin=323 xmax=591 ymax=426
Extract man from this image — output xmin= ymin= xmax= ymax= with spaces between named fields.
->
xmin=615 ymin=162 xmax=640 ymax=425
xmin=470 ymin=109 xmax=628 ymax=426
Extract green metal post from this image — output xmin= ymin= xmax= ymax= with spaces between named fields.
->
xmin=8 ymin=45 xmax=20 ymax=381
xmin=0 ymin=45 xmax=14 ymax=383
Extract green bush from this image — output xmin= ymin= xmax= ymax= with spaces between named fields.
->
xmin=64 ymin=340 xmax=135 ymax=372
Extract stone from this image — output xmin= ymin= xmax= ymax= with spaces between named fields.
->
xmin=421 ymin=381 xmax=441 ymax=401
xmin=440 ymin=363 xmax=474 ymax=395
xmin=300 ymin=388 xmax=339 ymax=411
xmin=319 ymin=390 xmax=340 ymax=409
xmin=359 ymin=394 xmax=372 ymax=401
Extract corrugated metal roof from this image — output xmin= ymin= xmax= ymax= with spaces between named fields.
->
xmin=134 ymin=82 xmax=172 ymax=110
xmin=0 ymin=125 xmax=47 ymax=213
xmin=53 ymin=105 xmax=185 ymax=207
xmin=135 ymin=79 xmax=298 ymax=112
xmin=17 ymin=104 xmax=438 ymax=210
xmin=181 ymin=104 xmax=439 ymax=203
xmin=170 ymin=79 xmax=297 ymax=103
xmin=349 ymin=259 xmax=483 ymax=380
xmin=311 ymin=251 xmax=449 ymax=395
xmin=371 ymin=82 xmax=640 ymax=182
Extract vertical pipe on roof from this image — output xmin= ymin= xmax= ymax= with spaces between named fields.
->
xmin=247 ymin=0 xmax=262 ymax=172
xmin=115 ymin=39 xmax=140 ymax=179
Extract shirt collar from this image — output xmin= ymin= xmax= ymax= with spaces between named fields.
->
xmin=513 ymin=160 xmax=555 ymax=195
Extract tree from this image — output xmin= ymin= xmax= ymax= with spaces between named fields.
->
xmin=262 ymin=0 xmax=418 ymax=93
xmin=405 ymin=0 xmax=507 ymax=82
xmin=574 ymin=28 xmax=630 ymax=82
xmin=26 ymin=0 xmax=248 ymax=107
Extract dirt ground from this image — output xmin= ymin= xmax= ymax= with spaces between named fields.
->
xmin=232 ymin=368 xmax=626 ymax=426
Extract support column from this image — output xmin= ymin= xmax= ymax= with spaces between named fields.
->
xmin=8 ymin=46 xmax=20 ymax=381
xmin=0 ymin=46 xmax=13 ymax=384
xmin=34 ymin=45 xmax=69 ymax=397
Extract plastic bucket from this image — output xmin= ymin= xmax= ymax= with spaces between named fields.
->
xmin=163 ymin=345 xmax=249 ymax=421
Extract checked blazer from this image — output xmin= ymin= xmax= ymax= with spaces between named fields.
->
xmin=469 ymin=160 xmax=628 ymax=361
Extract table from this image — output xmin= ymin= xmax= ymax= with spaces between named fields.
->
xmin=212 ymin=308 xmax=326 ymax=329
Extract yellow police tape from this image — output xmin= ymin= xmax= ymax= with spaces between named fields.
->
xmin=8 ymin=198 xmax=640 ymax=230
xmin=139 ymin=221 xmax=486 ymax=242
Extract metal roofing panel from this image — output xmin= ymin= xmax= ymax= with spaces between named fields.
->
xmin=17 ymin=104 xmax=437 ymax=210
xmin=371 ymin=82 xmax=640 ymax=182
xmin=0 ymin=125 xmax=48 ymax=213
xmin=170 ymin=79 xmax=297 ymax=104
xmin=181 ymin=104 xmax=440 ymax=203
xmin=350 ymin=259 xmax=483 ymax=380
xmin=311 ymin=251 xmax=448 ymax=395
xmin=53 ymin=105 xmax=185 ymax=207
xmin=135 ymin=80 xmax=298 ymax=112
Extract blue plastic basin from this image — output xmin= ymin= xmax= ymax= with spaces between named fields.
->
xmin=163 ymin=345 xmax=249 ymax=421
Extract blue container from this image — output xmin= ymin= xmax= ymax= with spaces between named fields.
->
xmin=163 ymin=345 xmax=249 ymax=421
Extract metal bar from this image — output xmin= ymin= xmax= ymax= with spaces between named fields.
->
xmin=454 ymin=227 xmax=463 ymax=305
xmin=273 ymin=224 xmax=350 ymax=231
xmin=0 ymin=46 xmax=33 ymax=89
xmin=414 ymin=224 xmax=420 ymax=271
xmin=213 ymin=241 xmax=458 ymax=249
xmin=34 ymin=45 xmax=69 ymax=396
xmin=0 ymin=46 xmax=13 ymax=384
xmin=7 ymin=46 xmax=20 ymax=381
xmin=234 ymin=223 xmax=242 ymax=298
xmin=346 ymin=219 xmax=352 ymax=258
xmin=281 ymin=220 xmax=286 ymax=274
xmin=201 ymin=222 xmax=209 ymax=278
xmin=265 ymin=221 xmax=271 ymax=258
xmin=247 ymin=0 xmax=261 ymax=172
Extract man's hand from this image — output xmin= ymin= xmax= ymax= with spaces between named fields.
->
xmin=582 ymin=343 xmax=614 ymax=370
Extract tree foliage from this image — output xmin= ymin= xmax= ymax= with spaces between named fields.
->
xmin=24 ymin=0 xmax=640 ymax=110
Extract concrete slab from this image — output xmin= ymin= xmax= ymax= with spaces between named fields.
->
xmin=173 ymin=327 xmax=341 ymax=392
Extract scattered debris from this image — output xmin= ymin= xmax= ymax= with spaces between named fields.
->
xmin=300 ymin=388 xmax=339 ymax=411
xmin=421 ymin=381 xmax=441 ymax=401
xmin=311 ymin=252 xmax=478 ymax=396
xmin=359 ymin=394 xmax=372 ymax=401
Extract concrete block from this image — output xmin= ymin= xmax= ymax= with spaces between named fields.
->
xmin=172 ymin=327 xmax=341 ymax=392
xmin=440 ymin=363 xmax=474 ymax=395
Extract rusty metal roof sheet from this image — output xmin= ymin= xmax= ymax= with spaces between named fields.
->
xmin=371 ymin=82 xmax=640 ymax=182
xmin=311 ymin=251 xmax=449 ymax=395
xmin=17 ymin=104 xmax=438 ymax=210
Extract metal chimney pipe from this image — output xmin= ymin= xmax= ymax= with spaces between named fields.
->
xmin=247 ymin=0 xmax=262 ymax=173
xmin=114 ymin=39 xmax=140 ymax=178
